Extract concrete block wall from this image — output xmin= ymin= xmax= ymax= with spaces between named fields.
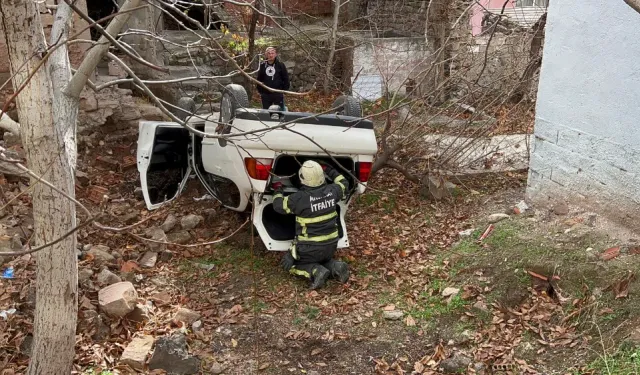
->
xmin=527 ymin=0 xmax=640 ymax=231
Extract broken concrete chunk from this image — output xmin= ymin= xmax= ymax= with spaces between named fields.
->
xmin=180 ymin=214 xmax=203 ymax=230
xmin=174 ymin=307 xmax=201 ymax=325
xmin=553 ymin=202 xmax=569 ymax=216
xmin=487 ymin=213 xmax=510 ymax=224
xmin=120 ymin=334 xmax=155 ymax=370
xmin=78 ymin=268 xmax=94 ymax=283
xmin=161 ymin=214 xmax=178 ymax=233
xmin=98 ymin=281 xmax=138 ymax=317
xmin=148 ymin=334 xmax=201 ymax=374
xmin=96 ymin=268 xmax=122 ymax=285
xmin=140 ymin=251 xmax=158 ymax=268
xmin=383 ymin=310 xmax=404 ymax=320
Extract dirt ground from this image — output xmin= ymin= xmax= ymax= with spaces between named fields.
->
xmin=2 ymin=136 xmax=640 ymax=375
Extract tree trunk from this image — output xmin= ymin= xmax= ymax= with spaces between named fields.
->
xmin=324 ymin=0 xmax=341 ymax=95
xmin=509 ymin=12 xmax=547 ymax=103
xmin=0 ymin=1 xmax=78 ymax=373
xmin=246 ymin=0 xmax=262 ymax=98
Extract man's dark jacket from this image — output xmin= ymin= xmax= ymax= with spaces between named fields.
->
xmin=257 ymin=58 xmax=290 ymax=95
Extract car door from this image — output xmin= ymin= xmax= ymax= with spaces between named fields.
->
xmin=137 ymin=121 xmax=191 ymax=210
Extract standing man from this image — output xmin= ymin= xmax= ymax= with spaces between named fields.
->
xmin=272 ymin=161 xmax=351 ymax=290
xmin=257 ymin=46 xmax=290 ymax=110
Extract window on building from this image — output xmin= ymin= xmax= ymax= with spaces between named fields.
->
xmin=515 ymin=0 xmax=549 ymax=7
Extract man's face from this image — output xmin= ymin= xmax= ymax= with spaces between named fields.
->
xmin=265 ymin=49 xmax=277 ymax=62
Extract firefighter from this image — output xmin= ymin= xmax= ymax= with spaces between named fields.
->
xmin=272 ymin=160 xmax=350 ymax=289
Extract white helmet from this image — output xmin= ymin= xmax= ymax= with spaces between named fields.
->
xmin=299 ymin=160 xmax=325 ymax=187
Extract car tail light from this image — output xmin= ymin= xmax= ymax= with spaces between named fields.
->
xmin=357 ymin=162 xmax=372 ymax=182
xmin=245 ymin=158 xmax=273 ymax=180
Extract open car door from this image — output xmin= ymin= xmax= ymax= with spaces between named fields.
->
xmin=137 ymin=121 xmax=191 ymax=210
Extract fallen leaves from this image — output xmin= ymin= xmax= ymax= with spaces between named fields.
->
xmin=609 ymin=272 xmax=636 ymax=299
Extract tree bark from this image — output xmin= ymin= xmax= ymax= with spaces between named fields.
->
xmin=508 ymin=12 xmax=547 ymax=103
xmin=0 ymin=1 xmax=77 ymax=374
xmin=323 ymin=0 xmax=341 ymax=95
xmin=246 ymin=0 xmax=262 ymax=98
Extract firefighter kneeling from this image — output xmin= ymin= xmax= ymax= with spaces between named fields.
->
xmin=273 ymin=160 xmax=350 ymax=289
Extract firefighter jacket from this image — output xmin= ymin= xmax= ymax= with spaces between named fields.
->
xmin=273 ymin=168 xmax=349 ymax=247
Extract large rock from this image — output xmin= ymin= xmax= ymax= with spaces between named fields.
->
xmin=145 ymin=227 xmax=168 ymax=252
xmin=96 ymin=268 xmax=122 ymax=285
xmin=161 ymin=214 xmax=178 ymax=233
xmin=121 ymin=335 xmax=155 ymax=370
xmin=98 ymin=281 xmax=138 ymax=318
xmin=168 ymin=230 xmax=191 ymax=245
xmin=148 ymin=334 xmax=200 ymax=374
xmin=173 ymin=307 xmax=201 ymax=325
xmin=88 ymin=245 xmax=115 ymax=265
xmin=140 ymin=251 xmax=158 ymax=268
xmin=180 ymin=214 xmax=203 ymax=230
xmin=139 ymin=104 xmax=165 ymax=121
xmin=440 ymin=352 xmax=472 ymax=373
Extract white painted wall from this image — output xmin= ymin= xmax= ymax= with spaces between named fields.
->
xmin=527 ymin=0 xmax=640 ymax=228
xmin=351 ymin=37 xmax=431 ymax=100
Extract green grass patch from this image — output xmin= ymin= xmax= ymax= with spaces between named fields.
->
xmin=582 ymin=348 xmax=640 ymax=374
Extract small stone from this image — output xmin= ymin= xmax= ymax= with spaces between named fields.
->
xmin=168 ymin=230 xmax=191 ymax=245
xmin=87 ymin=245 xmax=115 ymax=265
xmin=83 ymin=244 xmax=92 ymax=251
xmin=120 ymin=335 xmax=154 ymax=370
xmin=459 ymin=228 xmax=475 ymax=237
xmin=181 ymin=214 xmax=203 ymax=230
xmin=140 ymin=251 xmax=158 ymax=268
xmin=78 ymin=268 xmax=94 ymax=283
xmin=440 ymin=353 xmax=472 ymax=373
xmin=159 ymin=250 xmax=174 ymax=262
xmin=442 ymin=287 xmax=460 ymax=298
xmin=383 ymin=310 xmax=404 ymax=320
xmin=192 ymin=320 xmax=203 ymax=332
xmin=586 ymin=212 xmax=597 ymax=227
xmin=553 ymin=202 xmax=569 ymax=215
xmin=145 ymin=227 xmax=167 ymax=252
xmin=174 ymin=307 xmax=201 ymax=325
xmin=210 ymin=362 xmax=226 ymax=375
xmin=487 ymin=213 xmax=510 ymax=224
xmin=514 ymin=200 xmax=529 ymax=214
xmin=19 ymin=334 xmax=33 ymax=357
xmin=148 ymin=334 xmax=200 ymax=374
xmin=161 ymin=214 xmax=178 ymax=233
xmin=472 ymin=300 xmax=488 ymax=312
xmin=127 ymin=303 xmax=151 ymax=323
xmin=96 ymin=268 xmax=122 ymax=285
xmin=98 ymin=281 xmax=138 ymax=317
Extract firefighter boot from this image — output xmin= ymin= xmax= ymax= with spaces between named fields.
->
xmin=310 ymin=265 xmax=330 ymax=290
xmin=324 ymin=259 xmax=350 ymax=283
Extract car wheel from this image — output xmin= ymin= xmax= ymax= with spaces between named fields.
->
xmin=331 ymin=95 xmax=362 ymax=117
xmin=219 ymin=84 xmax=249 ymax=146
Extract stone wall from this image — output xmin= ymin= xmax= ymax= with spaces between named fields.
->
xmin=365 ymin=0 xmax=428 ymax=36
xmin=527 ymin=0 xmax=640 ymax=233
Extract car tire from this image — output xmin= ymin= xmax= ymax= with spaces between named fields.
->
xmin=219 ymin=84 xmax=250 ymax=124
xmin=218 ymin=84 xmax=250 ymax=147
xmin=331 ymin=95 xmax=362 ymax=117
xmin=176 ymin=96 xmax=196 ymax=121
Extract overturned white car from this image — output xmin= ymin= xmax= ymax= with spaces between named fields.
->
xmin=136 ymin=84 xmax=378 ymax=251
